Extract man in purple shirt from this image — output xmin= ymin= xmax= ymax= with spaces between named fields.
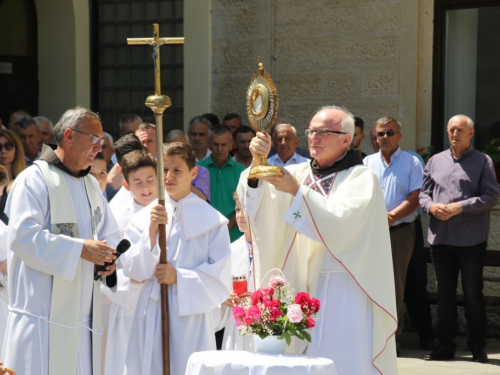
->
xmin=419 ymin=114 xmax=499 ymax=363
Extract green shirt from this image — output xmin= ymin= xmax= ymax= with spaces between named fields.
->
xmin=198 ymin=155 xmax=246 ymax=242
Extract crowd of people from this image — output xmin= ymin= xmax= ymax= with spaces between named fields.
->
xmin=0 ymin=104 xmax=498 ymax=375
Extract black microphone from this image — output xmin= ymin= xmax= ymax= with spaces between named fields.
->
xmin=94 ymin=239 xmax=131 ymax=281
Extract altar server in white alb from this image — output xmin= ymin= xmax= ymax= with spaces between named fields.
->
xmin=239 ymin=106 xmax=398 ymax=375
xmin=103 ymin=150 xmax=158 ymax=375
xmin=221 ymin=192 xmax=254 ymax=351
xmin=1 ymin=107 xmax=121 ymax=375
xmin=121 ymin=142 xmax=231 ymax=375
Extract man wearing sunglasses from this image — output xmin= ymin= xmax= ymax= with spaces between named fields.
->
xmin=364 ymin=116 xmax=424 ymax=357
xmin=238 ymin=106 xmax=398 ymax=374
xmin=3 ymin=107 xmax=121 ymax=375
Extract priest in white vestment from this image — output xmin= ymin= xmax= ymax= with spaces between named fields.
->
xmin=238 ymin=106 xmax=398 ymax=375
xmin=121 ymin=142 xmax=231 ymax=375
xmin=1 ymin=108 xmax=121 ymax=375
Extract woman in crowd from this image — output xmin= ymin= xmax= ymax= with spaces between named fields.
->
xmin=0 ymin=129 xmax=26 ymax=224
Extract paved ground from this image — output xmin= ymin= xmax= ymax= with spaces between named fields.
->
xmin=397 ymin=332 xmax=500 ymax=374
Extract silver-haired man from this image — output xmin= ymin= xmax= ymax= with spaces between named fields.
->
xmin=2 ymin=107 xmax=121 ymax=375
xmin=239 ymin=106 xmax=398 ymax=374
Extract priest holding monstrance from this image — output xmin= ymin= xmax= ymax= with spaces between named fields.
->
xmin=238 ymin=61 xmax=398 ymax=374
xmin=1 ymin=107 xmax=121 ymax=375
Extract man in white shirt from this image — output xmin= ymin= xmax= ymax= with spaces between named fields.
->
xmin=268 ymin=123 xmax=309 ymax=167
xmin=187 ymin=116 xmax=212 ymax=162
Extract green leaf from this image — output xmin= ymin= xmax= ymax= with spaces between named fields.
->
xmin=294 ymin=330 xmax=304 ymax=340
xmin=302 ymin=331 xmax=312 ymax=342
xmin=284 ymin=331 xmax=292 ymax=346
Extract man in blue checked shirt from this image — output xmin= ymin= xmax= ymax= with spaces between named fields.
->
xmin=364 ymin=116 xmax=423 ymax=357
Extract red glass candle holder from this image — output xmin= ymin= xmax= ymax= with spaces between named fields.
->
xmin=232 ymin=275 xmax=248 ymax=296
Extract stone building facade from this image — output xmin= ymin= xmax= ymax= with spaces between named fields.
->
xmin=202 ymin=0 xmax=500 ymax=337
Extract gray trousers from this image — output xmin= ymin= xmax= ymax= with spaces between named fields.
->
xmin=389 ymin=222 xmax=415 ymax=346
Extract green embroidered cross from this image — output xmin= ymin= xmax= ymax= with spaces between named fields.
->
xmin=293 ymin=211 xmax=301 ymax=219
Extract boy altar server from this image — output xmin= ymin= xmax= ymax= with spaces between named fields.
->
xmin=121 ymin=142 xmax=231 ymax=375
xmin=103 ymin=150 xmax=158 ymax=375
xmin=221 ymin=192 xmax=254 ymax=351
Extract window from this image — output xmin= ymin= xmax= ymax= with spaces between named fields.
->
xmin=432 ymin=0 xmax=500 ymax=151
xmin=91 ymin=0 xmax=184 ymax=138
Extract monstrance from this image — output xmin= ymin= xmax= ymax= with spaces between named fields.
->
xmin=246 ymin=57 xmax=283 ymax=179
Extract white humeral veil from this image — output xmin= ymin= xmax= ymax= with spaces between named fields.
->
xmin=37 ymin=161 xmax=104 ymax=375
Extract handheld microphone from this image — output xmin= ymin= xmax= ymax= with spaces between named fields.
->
xmin=94 ymin=239 xmax=131 ymax=281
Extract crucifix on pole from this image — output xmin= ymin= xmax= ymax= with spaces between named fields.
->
xmin=127 ymin=23 xmax=184 ymax=375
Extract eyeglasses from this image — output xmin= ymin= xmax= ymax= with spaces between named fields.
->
xmin=72 ymin=128 xmax=105 ymax=145
xmin=377 ymin=130 xmax=400 ymax=137
xmin=0 ymin=142 xmax=15 ymax=152
xmin=304 ymin=128 xmax=346 ymax=138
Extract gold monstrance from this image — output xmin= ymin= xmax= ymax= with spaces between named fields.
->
xmin=127 ymin=24 xmax=184 ymax=375
xmin=247 ymin=57 xmax=283 ymax=179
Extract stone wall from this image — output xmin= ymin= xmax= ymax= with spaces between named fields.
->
xmin=210 ymin=0 xmax=500 ymax=337
xmin=211 ymin=0 xmax=405 ymax=155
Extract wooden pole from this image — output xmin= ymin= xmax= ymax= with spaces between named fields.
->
xmin=127 ymin=24 xmax=184 ymax=375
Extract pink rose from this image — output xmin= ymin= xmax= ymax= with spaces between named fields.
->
xmin=243 ymin=315 xmax=253 ymax=325
xmin=287 ymin=304 xmax=303 ymax=323
xmin=269 ymin=275 xmax=286 ymax=289
xmin=247 ymin=305 xmax=261 ymax=320
xmin=251 ymin=289 xmax=263 ymax=306
xmin=263 ymin=295 xmax=272 ymax=308
xmin=305 ymin=316 xmax=316 ymax=328
xmin=232 ymin=305 xmax=245 ymax=320
xmin=295 ymin=292 xmax=311 ymax=311
xmin=310 ymin=298 xmax=320 ymax=314
xmin=269 ymin=306 xmax=283 ymax=322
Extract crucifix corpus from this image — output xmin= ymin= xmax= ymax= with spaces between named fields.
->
xmin=127 ymin=23 xmax=184 ymax=375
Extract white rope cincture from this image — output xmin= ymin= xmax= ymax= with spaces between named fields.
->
xmin=7 ymin=307 xmax=103 ymax=375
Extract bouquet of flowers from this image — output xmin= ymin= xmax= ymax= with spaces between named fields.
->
xmin=231 ymin=274 xmax=320 ymax=345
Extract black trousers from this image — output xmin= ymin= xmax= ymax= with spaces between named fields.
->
xmin=404 ymin=216 xmax=435 ymax=343
xmin=431 ymin=242 xmax=487 ymax=352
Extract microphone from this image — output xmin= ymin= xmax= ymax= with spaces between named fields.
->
xmin=94 ymin=239 xmax=131 ymax=281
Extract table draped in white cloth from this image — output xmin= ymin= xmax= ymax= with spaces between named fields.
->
xmin=185 ymin=351 xmax=337 ymax=375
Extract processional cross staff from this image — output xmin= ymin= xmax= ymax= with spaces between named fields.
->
xmin=127 ymin=24 xmax=184 ymax=375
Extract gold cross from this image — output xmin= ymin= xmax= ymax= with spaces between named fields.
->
xmin=127 ymin=24 xmax=184 ymax=96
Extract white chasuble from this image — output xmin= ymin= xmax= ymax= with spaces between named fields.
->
xmin=238 ymin=161 xmax=398 ymax=375
xmin=2 ymin=156 xmax=120 ymax=375
xmin=121 ymin=193 xmax=231 ymax=375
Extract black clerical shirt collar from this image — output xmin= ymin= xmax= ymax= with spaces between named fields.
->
xmin=310 ymin=149 xmax=363 ymax=176
xmin=38 ymin=144 xmax=91 ymax=178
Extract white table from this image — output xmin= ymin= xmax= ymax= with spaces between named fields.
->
xmin=185 ymin=350 xmax=337 ymax=375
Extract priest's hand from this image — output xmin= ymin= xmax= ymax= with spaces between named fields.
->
xmin=249 ymin=132 xmax=272 ymax=167
xmin=149 ymin=204 xmax=168 ymax=249
xmin=97 ymin=262 xmax=117 ymax=278
xmin=155 ymin=263 xmax=177 ymax=285
xmin=258 ymin=167 xmax=301 ymax=196
xmin=81 ymin=240 xmax=117 ymax=265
